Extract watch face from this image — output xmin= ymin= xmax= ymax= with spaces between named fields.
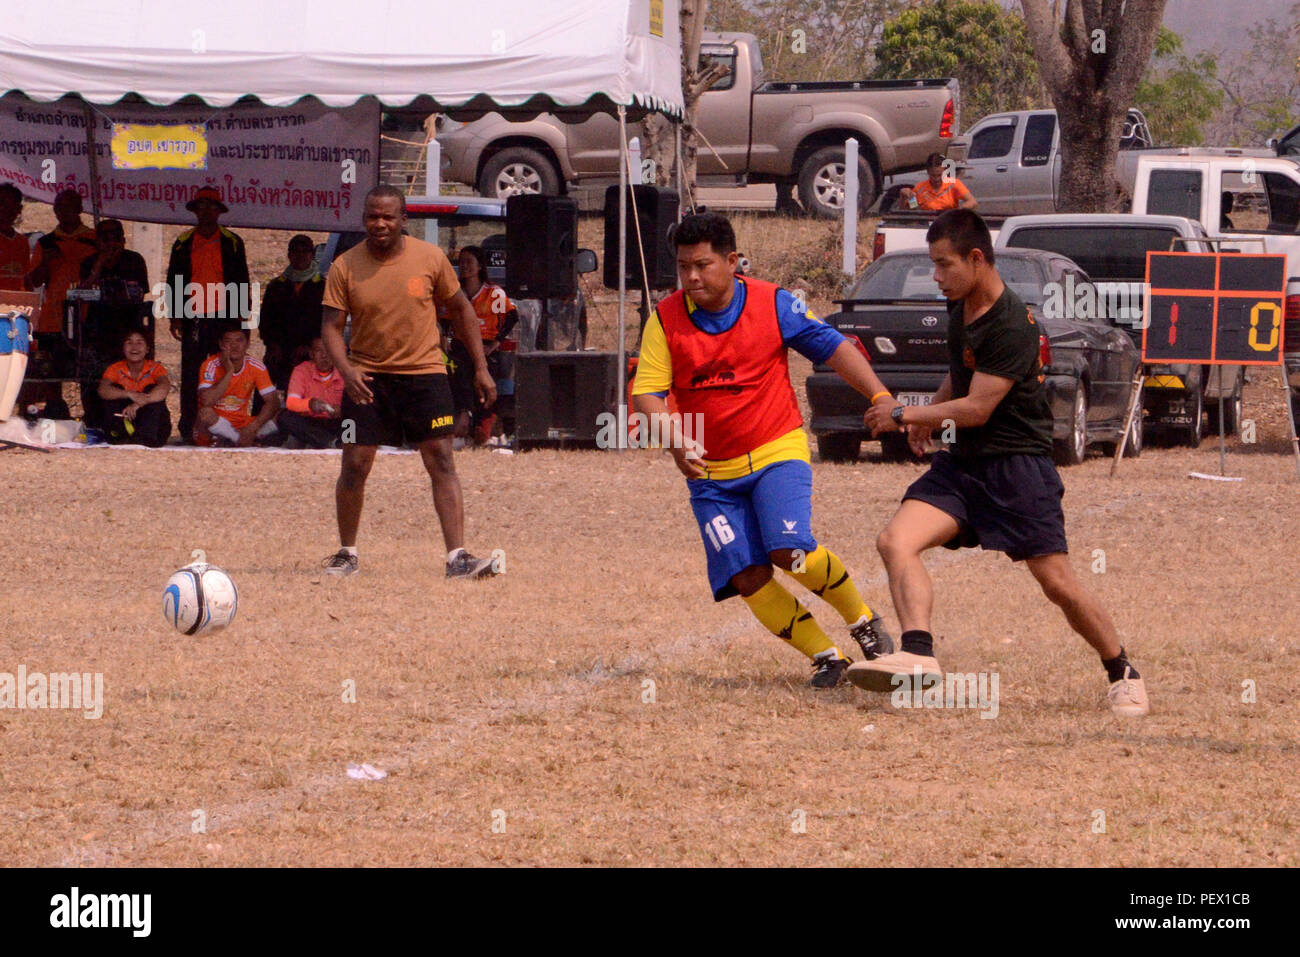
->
xmin=892 ymin=405 xmax=905 ymax=423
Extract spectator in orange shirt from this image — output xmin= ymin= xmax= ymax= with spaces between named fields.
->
xmin=278 ymin=336 xmax=344 ymax=449
xmin=195 ymin=324 xmax=281 ymax=447
xmin=900 ymin=153 xmax=978 ymax=212
xmin=0 ymin=183 xmax=30 ymax=293
xmin=23 ymin=188 xmax=97 ymax=416
xmin=444 ymin=245 xmax=516 ymax=445
xmin=97 ymin=326 xmax=172 ymax=447
xmin=166 ymin=187 xmax=250 ymax=442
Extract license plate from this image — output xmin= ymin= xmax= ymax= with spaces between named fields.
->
xmin=896 ymin=392 xmax=933 ymax=407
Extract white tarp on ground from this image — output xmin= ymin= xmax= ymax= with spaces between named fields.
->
xmin=0 ymin=96 xmax=378 ymax=229
xmin=0 ymin=0 xmax=684 ymax=117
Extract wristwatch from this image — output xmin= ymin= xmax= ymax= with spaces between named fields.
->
xmin=890 ymin=405 xmax=906 ymax=426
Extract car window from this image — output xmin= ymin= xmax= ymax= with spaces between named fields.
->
xmin=700 ymin=50 xmax=736 ymax=92
xmin=852 ymin=255 xmax=1044 ymax=303
xmin=1263 ymin=172 xmax=1300 ymax=232
xmin=1020 ymin=115 xmax=1056 ymax=167
xmin=1004 ymin=226 xmax=1182 ymax=281
xmin=1146 ymin=169 xmax=1202 ymax=219
xmin=968 ymin=121 xmax=1017 ymax=160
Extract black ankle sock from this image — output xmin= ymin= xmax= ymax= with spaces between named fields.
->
xmin=901 ymin=630 xmax=933 ymax=656
xmin=1102 ymin=647 xmax=1139 ymax=683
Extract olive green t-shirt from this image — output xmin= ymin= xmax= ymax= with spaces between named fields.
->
xmin=323 ymin=236 xmax=460 ymax=374
xmin=947 ymin=285 xmax=1054 ymax=457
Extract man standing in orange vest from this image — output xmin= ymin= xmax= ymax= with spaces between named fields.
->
xmin=632 ymin=211 xmax=898 ymax=688
xmin=166 ymin=186 xmax=250 ymax=442
xmin=24 ymin=188 xmax=97 ymax=416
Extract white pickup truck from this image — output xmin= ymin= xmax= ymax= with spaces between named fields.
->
xmin=1133 ymin=150 xmax=1300 ymax=425
xmin=872 ymin=149 xmax=1300 ymax=427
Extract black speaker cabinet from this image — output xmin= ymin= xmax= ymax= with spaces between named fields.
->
xmin=603 ymin=184 xmax=679 ymax=290
xmin=506 ymin=195 xmax=577 ymax=299
xmin=515 ymin=351 xmax=619 ymax=448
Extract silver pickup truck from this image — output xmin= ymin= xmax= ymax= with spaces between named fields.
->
xmin=939 ymin=108 xmax=1209 ymax=215
xmin=437 ymin=31 xmax=959 ymax=218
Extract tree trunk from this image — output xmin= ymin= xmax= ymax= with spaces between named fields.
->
xmin=678 ymin=0 xmax=729 ymax=210
xmin=1021 ymin=0 xmax=1167 ymax=212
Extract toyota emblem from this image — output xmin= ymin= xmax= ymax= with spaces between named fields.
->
xmin=921 ymin=315 xmax=939 ymax=327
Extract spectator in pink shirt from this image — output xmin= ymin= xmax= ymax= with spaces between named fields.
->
xmin=278 ymin=336 xmax=344 ymax=448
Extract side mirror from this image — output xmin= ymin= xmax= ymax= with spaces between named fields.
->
xmin=576 ymin=248 xmax=598 ymax=274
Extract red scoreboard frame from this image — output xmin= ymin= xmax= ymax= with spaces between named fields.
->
xmin=1142 ymin=252 xmax=1287 ymax=366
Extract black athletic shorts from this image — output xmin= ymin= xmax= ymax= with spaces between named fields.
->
xmin=447 ymin=340 xmax=502 ymax=414
xmin=903 ymin=451 xmax=1068 ymax=561
xmin=341 ymin=371 xmax=455 ymax=447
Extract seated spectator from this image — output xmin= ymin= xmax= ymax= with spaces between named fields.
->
xmin=442 ymin=245 xmax=517 ymax=445
xmin=195 ymin=324 xmax=281 ymax=447
xmin=259 ymin=234 xmax=324 ymax=391
xmin=900 ymin=153 xmax=977 ymax=212
xmin=79 ymin=218 xmax=150 ymax=427
xmin=97 ymin=327 xmax=172 ymax=447
xmin=278 ymin=336 xmax=343 ymax=449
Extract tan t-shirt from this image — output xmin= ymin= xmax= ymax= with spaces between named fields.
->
xmin=323 ymin=236 xmax=459 ymax=374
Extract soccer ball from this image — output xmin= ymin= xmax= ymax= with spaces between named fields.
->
xmin=162 ymin=563 xmax=238 ymax=635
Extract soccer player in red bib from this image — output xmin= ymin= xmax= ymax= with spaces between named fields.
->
xmin=632 ymin=212 xmax=897 ymax=688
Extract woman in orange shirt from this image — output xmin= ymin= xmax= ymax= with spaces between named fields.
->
xmin=97 ymin=327 xmax=172 ymax=446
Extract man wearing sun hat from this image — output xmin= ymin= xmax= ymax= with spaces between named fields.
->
xmin=165 ymin=186 xmax=250 ymax=442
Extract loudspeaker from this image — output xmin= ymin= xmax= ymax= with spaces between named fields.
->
xmin=506 ymin=195 xmax=577 ymax=300
xmin=515 ymin=351 xmax=619 ymax=448
xmin=603 ymin=185 xmax=679 ymax=290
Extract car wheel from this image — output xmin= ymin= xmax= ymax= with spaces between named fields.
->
xmin=478 ymin=147 xmax=561 ymax=199
xmin=1053 ymin=384 xmax=1088 ymax=466
xmin=1180 ymin=387 xmax=1204 ymax=447
xmin=1102 ymin=383 xmax=1144 ymax=458
xmin=1205 ymin=387 xmax=1242 ymax=436
xmin=1122 ymin=385 xmax=1144 ymax=457
xmin=797 ymin=146 xmax=876 ymax=219
xmin=879 ymin=432 xmax=917 ymax=462
xmin=817 ymin=432 xmax=861 ymax=463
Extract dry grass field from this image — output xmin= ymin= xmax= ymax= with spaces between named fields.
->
xmin=3 ymin=369 xmax=1298 ymax=867
xmin=5 ymin=203 xmax=1298 ymax=868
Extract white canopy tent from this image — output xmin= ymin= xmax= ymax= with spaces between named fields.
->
xmin=0 ymin=0 xmax=683 ymax=118
xmin=0 ymin=0 xmax=683 ymax=433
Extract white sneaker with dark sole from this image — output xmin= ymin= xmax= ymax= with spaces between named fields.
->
xmin=322 ymin=550 xmax=359 ymax=577
xmin=1107 ymin=667 xmax=1149 ymax=716
xmin=446 ymin=551 xmax=498 ymax=580
xmin=846 ymin=651 xmax=943 ymax=693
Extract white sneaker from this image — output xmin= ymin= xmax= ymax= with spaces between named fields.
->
xmin=846 ymin=650 xmax=942 ymax=693
xmin=1107 ymin=667 xmax=1149 ymax=716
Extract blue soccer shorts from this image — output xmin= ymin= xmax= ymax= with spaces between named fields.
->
xmin=687 ymin=459 xmax=818 ymax=601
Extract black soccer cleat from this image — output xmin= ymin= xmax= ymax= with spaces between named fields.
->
xmin=809 ymin=650 xmax=852 ymax=689
xmin=322 ymin=550 xmax=359 ymax=577
xmin=446 ymin=550 xmax=498 ymax=580
xmin=849 ymin=614 xmax=894 ymax=660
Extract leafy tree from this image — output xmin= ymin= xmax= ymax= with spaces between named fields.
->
xmin=707 ymin=0 xmax=908 ymax=82
xmin=872 ymin=0 xmax=1045 ymax=124
xmin=1021 ymin=0 xmax=1168 ymax=212
xmin=1203 ymin=6 xmax=1300 ymax=146
xmin=1133 ymin=28 xmax=1223 ymax=146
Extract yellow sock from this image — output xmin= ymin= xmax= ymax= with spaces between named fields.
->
xmin=742 ymin=579 xmax=841 ymax=661
xmin=787 ymin=546 xmax=873 ymax=625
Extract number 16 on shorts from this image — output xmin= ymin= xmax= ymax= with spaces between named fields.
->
xmin=703 ymin=514 xmax=736 ymax=551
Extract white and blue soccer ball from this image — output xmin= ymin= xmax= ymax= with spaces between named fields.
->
xmin=162 ymin=563 xmax=238 ymax=635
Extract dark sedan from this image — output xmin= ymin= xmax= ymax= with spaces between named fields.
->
xmin=806 ymin=248 xmax=1143 ymax=464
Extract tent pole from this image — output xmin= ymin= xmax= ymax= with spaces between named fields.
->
xmin=617 ymin=105 xmax=628 ymax=452
xmin=81 ymin=100 xmax=103 ymax=226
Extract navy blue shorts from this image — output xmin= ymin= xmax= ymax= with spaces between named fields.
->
xmin=688 ymin=459 xmax=818 ymax=601
xmin=903 ymin=452 xmax=1067 ymax=562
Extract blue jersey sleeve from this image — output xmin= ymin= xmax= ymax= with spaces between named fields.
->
xmin=776 ymin=288 xmax=844 ymax=364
